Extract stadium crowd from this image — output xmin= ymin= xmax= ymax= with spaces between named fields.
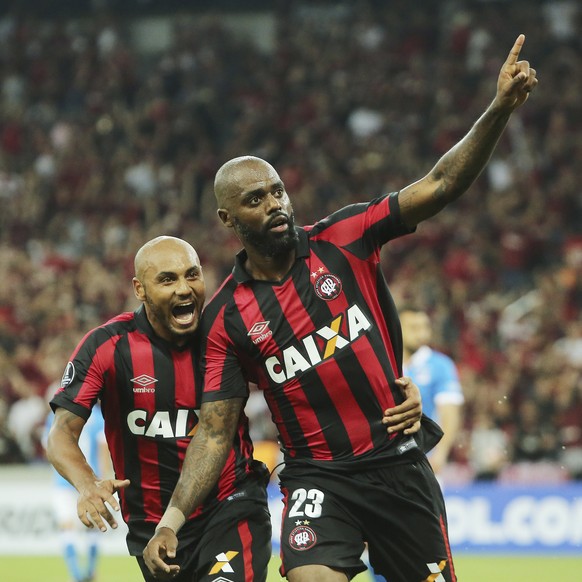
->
xmin=1 ymin=0 xmax=581 ymax=483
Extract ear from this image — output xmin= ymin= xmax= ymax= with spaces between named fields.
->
xmin=217 ymin=208 xmax=233 ymax=227
xmin=132 ymin=277 xmax=146 ymax=302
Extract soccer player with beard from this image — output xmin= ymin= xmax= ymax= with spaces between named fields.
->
xmin=47 ymin=236 xmax=271 ymax=582
xmin=145 ymin=35 xmax=537 ymax=582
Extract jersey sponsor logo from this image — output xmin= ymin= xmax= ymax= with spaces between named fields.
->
xmin=131 ymin=374 xmax=158 ymax=393
xmin=265 ymin=304 xmax=371 ymax=383
xmin=314 ymin=273 xmax=342 ymax=301
xmin=289 ymin=524 xmax=317 ymax=551
xmin=423 ymin=560 xmax=447 ymax=582
xmin=247 ymin=320 xmax=273 ymax=345
xmin=126 ymin=409 xmax=198 ymax=439
xmin=61 ymin=362 xmax=75 ymax=387
xmin=209 ymin=551 xmax=239 ymax=575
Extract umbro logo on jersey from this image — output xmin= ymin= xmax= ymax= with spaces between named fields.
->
xmin=209 ymin=551 xmax=239 ymax=575
xmin=247 ymin=320 xmax=272 ymax=345
xmin=131 ymin=374 xmax=158 ymax=393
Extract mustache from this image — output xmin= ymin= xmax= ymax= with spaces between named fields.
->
xmin=266 ymin=212 xmax=291 ymax=229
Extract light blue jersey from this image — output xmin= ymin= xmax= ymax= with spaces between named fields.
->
xmin=403 ymin=345 xmax=464 ymax=422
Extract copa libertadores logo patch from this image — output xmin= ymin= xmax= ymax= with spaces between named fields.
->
xmin=61 ymin=362 xmax=75 ymax=387
xmin=314 ymin=273 xmax=342 ymax=301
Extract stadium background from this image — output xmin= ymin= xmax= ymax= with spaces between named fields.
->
xmin=0 ymin=0 xmax=581 ymax=579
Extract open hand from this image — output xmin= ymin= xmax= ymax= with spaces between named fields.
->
xmin=77 ymin=478 xmax=130 ymax=531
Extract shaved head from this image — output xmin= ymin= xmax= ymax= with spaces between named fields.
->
xmin=134 ymin=236 xmax=197 ymax=281
xmin=133 ymin=236 xmax=205 ymax=345
xmin=212 ymin=155 xmax=297 ymax=271
xmin=214 ymin=156 xmax=278 ymax=208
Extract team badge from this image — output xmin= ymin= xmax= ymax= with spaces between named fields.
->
xmin=289 ymin=525 xmax=317 ymax=551
xmin=314 ymin=273 xmax=342 ymax=301
xmin=61 ymin=362 xmax=75 ymax=387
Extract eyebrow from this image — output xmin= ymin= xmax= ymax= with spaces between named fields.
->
xmin=244 ymin=181 xmax=284 ymax=199
xmin=155 ymin=271 xmax=177 ymax=280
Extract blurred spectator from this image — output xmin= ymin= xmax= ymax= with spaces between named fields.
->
xmin=0 ymin=395 xmax=25 ymax=463
xmin=511 ymin=400 xmax=561 ymax=463
xmin=469 ymin=412 xmax=510 ymax=482
xmin=0 ymin=0 xmax=580 ymax=482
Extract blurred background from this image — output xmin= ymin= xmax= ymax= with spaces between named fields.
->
xmin=0 ymin=0 xmax=581 ymax=566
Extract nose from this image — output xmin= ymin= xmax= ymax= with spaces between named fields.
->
xmin=265 ymin=193 xmax=282 ymax=213
xmin=175 ymin=277 xmax=192 ymax=295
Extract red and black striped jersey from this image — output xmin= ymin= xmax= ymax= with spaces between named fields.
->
xmin=201 ymin=192 xmax=419 ymax=468
xmin=50 ymin=305 xmax=258 ymax=543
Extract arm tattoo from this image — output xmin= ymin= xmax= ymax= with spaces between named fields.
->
xmin=434 ymin=107 xmax=512 ymax=202
xmin=169 ymin=398 xmax=243 ymax=516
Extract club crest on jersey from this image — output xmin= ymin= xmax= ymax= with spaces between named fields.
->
xmin=313 ymin=273 xmax=342 ymax=301
xmin=61 ymin=362 xmax=75 ymax=387
xmin=289 ymin=525 xmax=317 ymax=551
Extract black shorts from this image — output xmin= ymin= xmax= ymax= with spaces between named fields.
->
xmin=278 ymin=454 xmax=456 ymax=582
xmin=136 ymin=497 xmax=271 ymax=582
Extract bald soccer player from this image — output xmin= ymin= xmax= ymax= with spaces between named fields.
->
xmin=47 ymin=236 xmax=272 ymax=582
xmin=146 ymin=35 xmax=537 ymax=582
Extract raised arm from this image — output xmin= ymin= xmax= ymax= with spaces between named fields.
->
xmin=46 ymin=408 xmax=129 ymax=531
xmin=398 ymin=34 xmax=538 ymax=228
xmin=142 ymin=397 xmax=244 ymax=579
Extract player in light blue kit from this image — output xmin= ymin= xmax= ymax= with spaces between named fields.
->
xmin=400 ymin=305 xmax=464 ymax=478
xmin=44 ymin=389 xmax=109 ymax=582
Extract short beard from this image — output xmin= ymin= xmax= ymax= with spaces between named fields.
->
xmin=234 ymin=214 xmax=298 ymax=258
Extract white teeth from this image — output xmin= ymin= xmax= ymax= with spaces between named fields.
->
xmin=175 ymin=312 xmax=195 ymax=324
xmin=172 ymin=302 xmax=196 ymax=325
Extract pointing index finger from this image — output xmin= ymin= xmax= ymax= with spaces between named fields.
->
xmin=505 ymin=34 xmax=525 ymax=66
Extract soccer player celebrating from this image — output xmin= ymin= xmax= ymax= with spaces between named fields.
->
xmin=145 ymin=35 xmax=537 ymax=581
xmin=47 ymin=236 xmax=272 ymax=582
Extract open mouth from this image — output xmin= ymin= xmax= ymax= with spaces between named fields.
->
xmin=172 ymin=302 xmax=196 ymax=325
xmin=268 ymin=215 xmax=289 ymax=232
